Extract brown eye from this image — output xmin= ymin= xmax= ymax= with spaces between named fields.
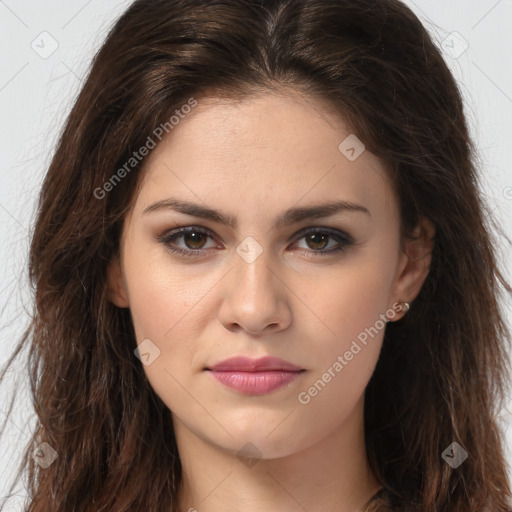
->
xmin=157 ymin=226 xmax=354 ymax=258
xmin=304 ymin=233 xmax=330 ymax=251
xmin=181 ymin=230 xmax=208 ymax=249
xmin=157 ymin=227 xmax=217 ymax=256
xmin=293 ymin=228 xmax=354 ymax=256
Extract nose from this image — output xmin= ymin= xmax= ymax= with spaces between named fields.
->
xmin=218 ymin=246 xmax=292 ymax=336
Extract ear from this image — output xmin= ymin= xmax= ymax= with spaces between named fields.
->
xmin=106 ymin=256 xmax=130 ymax=308
xmin=389 ymin=216 xmax=435 ymax=320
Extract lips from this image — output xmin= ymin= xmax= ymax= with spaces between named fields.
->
xmin=205 ymin=356 xmax=305 ymax=395
xmin=206 ymin=356 xmax=303 ymax=372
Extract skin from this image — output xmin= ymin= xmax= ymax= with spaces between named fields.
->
xmin=107 ymin=90 xmax=435 ymax=512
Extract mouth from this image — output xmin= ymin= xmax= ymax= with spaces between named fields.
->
xmin=205 ymin=355 xmax=304 ymax=372
xmin=204 ymin=356 xmax=306 ymax=395
xmin=205 ymin=369 xmax=306 ymax=395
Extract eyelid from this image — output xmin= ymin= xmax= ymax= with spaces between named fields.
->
xmin=156 ymin=224 xmax=356 ymax=257
xmin=203 ymin=225 xmax=350 ymax=241
xmin=298 ymin=226 xmax=354 ymax=244
xmin=158 ymin=225 xmax=219 ymax=246
xmin=157 ymin=224 xmax=353 ymax=244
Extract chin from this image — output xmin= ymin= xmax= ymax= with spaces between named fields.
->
xmin=211 ymin=419 xmax=310 ymax=460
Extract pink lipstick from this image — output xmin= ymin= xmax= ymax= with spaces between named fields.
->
xmin=205 ymin=356 xmax=305 ymax=395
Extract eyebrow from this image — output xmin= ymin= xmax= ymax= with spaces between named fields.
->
xmin=142 ymin=197 xmax=371 ymax=230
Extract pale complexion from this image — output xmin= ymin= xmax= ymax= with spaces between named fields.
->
xmin=107 ymin=90 xmax=435 ymax=512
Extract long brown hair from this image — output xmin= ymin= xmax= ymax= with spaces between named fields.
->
xmin=1 ymin=0 xmax=511 ymax=510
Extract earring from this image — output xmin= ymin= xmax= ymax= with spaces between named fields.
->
xmin=384 ymin=301 xmax=411 ymax=323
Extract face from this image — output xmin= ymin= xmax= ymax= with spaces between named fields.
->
xmin=107 ymin=91 xmax=433 ymax=460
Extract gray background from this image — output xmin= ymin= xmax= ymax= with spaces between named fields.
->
xmin=1 ymin=0 xmax=511 ymax=507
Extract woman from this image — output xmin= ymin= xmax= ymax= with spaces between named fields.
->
xmin=1 ymin=0 xmax=511 ymax=510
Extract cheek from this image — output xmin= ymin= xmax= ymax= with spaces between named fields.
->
xmin=124 ymin=243 xmax=204 ymax=340
xmin=297 ymin=257 xmax=393 ymax=388
xmin=128 ymin=273 xmax=181 ymax=343
xmin=305 ymin=258 xmax=392 ymax=341
xmin=123 ymin=251 xmax=217 ymax=376
xmin=124 ymin=260 xmax=210 ymax=412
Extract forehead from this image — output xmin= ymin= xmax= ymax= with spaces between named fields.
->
xmin=131 ymin=91 xmax=397 ymax=226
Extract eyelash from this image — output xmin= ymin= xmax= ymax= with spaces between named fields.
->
xmin=157 ymin=226 xmax=355 ymax=258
